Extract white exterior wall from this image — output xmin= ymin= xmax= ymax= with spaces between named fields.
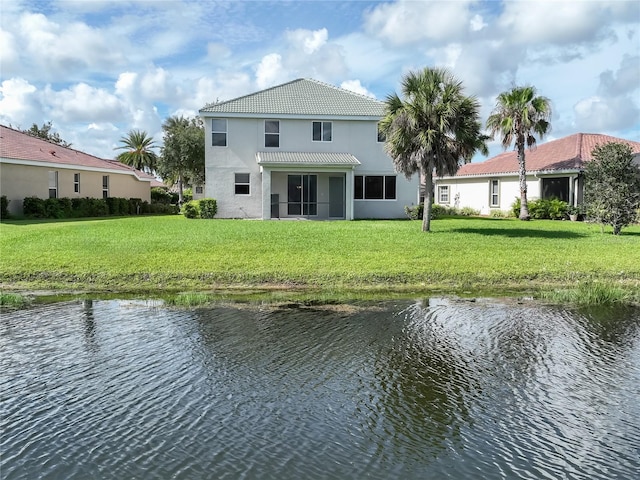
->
xmin=203 ymin=116 xmax=418 ymax=219
xmin=435 ymin=175 xmax=543 ymax=215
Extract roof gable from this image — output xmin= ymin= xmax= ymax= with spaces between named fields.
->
xmin=453 ymin=133 xmax=640 ymax=177
xmin=0 ymin=124 xmax=149 ymax=179
xmin=199 ymin=78 xmax=384 ymax=118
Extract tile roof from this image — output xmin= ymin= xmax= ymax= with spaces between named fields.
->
xmin=0 ymin=124 xmax=150 ymax=179
xmin=200 ymin=78 xmax=384 ymax=118
xmin=452 ymin=133 xmax=640 ymax=177
xmin=256 ymin=151 xmax=361 ymax=166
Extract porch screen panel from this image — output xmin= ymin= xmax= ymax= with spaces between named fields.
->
xmin=542 ymin=177 xmax=569 ymax=202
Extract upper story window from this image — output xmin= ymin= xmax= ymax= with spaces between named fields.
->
xmin=265 ymin=120 xmax=280 ymax=148
xmin=354 ymin=175 xmax=396 ymax=200
xmin=438 ymin=185 xmax=450 ymax=204
xmin=102 ymin=175 xmax=109 ymax=199
xmin=312 ymin=121 xmax=332 ymax=142
xmin=212 ymin=119 xmax=227 ymax=147
xmin=74 ymin=173 xmax=80 ymax=194
xmin=377 ymin=122 xmax=386 ymax=142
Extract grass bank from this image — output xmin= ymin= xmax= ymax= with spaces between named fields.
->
xmin=1 ymin=216 xmax=639 ymax=300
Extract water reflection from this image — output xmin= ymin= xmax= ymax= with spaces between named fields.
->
xmin=0 ymin=298 xmax=638 ymax=480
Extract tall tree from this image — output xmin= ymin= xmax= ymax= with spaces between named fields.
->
xmin=380 ymin=67 xmax=488 ymax=232
xmin=486 ymin=85 xmax=551 ymax=220
xmin=584 ymin=142 xmax=640 ymax=235
xmin=115 ymin=130 xmax=158 ymax=173
xmin=23 ymin=121 xmax=72 ymax=147
xmin=157 ymin=116 xmax=205 ymax=204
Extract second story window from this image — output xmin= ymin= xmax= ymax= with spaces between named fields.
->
xmin=377 ymin=122 xmax=386 ymax=142
xmin=212 ymin=119 xmax=227 ymax=147
xmin=312 ymin=121 xmax=332 ymax=142
xmin=265 ymin=120 xmax=280 ymax=148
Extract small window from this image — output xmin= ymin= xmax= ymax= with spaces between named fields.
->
xmin=490 ymin=179 xmax=499 ymax=207
xmin=354 ymin=175 xmax=396 ymax=200
xmin=102 ymin=175 xmax=109 ymax=199
xmin=195 ymin=186 xmax=203 ymax=194
xmin=377 ymin=122 xmax=386 ymax=142
xmin=235 ymin=173 xmax=250 ymax=195
xmin=312 ymin=121 xmax=332 ymax=142
xmin=48 ymin=171 xmax=58 ymax=199
xmin=74 ymin=173 xmax=80 ymax=194
xmin=265 ymin=120 xmax=279 ymax=148
xmin=438 ymin=185 xmax=449 ymax=204
xmin=212 ymin=119 xmax=227 ymax=147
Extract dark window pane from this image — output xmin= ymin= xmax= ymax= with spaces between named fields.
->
xmin=49 ymin=189 xmax=57 ymax=199
xmin=354 ymin=176 xmax=363 ymax=199
xmin=365 ymin=176 xmax=383 ymax=199
xmin=212 ymin=132 xmax=227 ymax=147
xmin=265 ymin=120 xmax=279 ymax=133
xmin=377 ymin=123 xmax=386 ymax=142
xmin=235 ymin=173 xmax=249 ymax=184
xmin=384 ymin=176 xmax=396 ymax=199
xmin=212 ymin=119 xmax=226 ymax=132
xmin=235 ymin=184 xmax=250 ymax=195
xmin=322 ymin=122 xmax=332 ymax=142
xmin=312 ymin=122 xmax=321 ymax=141
xmin=265 ymin=134 xmax=279 ymax=148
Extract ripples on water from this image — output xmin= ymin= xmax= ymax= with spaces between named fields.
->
xmin=1 ymin=299 xmax=639 ymax=479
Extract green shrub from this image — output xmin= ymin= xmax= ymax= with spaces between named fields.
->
xmin=489 ymin=209 xmax=508 ymax=218
xmin=44 ymin=198 xmax=72 ymax=218
xmin=404 ymin=203 xmax=423 ymax=220
xmin=23 ymin=197 xmax=46 ymax=217
xmin=511 ymin=197 xmax=521 ymax=218
xmin=459 ymin=206 xmax=480 ymax=216
xmin=182 ymin=200 xmax=200 ymax=219
xmin=1 ymin=196 xmax=8 ymax=219
xmin=547 ymin=198 xmax=568 ymax=220
xmin=198 ymin=199 xmax=217 ymax=219
xmin=151 ymin=187 xmax=173 ymax=204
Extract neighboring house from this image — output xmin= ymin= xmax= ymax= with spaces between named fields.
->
xmin=434 ymin=133 xmax=640 ymax=215
xmin=0 ymin=125 xmax=152 ymax=216
xmin=199 ymin=78 xmax=419 ymax=219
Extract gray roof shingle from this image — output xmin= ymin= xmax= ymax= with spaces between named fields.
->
xmin=200 ymin=78 xmax=384 ymax=118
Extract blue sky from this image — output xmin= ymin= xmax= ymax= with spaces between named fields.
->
xmin=1 ymin=0 xmax=638 ymax=162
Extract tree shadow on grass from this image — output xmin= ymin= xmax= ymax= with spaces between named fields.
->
xmin=451 ymin=226 xmax=587 ymax=239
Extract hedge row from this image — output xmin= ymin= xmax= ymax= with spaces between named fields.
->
xmin=1 ymin=195 xmax=8 ymax=219
xmin=182 ymin=199 xmax=217 ymax=219
xmin=22 ymin=196 xmax=179 ymax=219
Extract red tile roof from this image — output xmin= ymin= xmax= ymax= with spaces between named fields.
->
xmin=452 ymin=133 xmax=640 ymax=177
xmin=0 ymin=124 xmax=148 ymax=179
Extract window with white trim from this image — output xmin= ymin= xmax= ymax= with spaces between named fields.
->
xmin=312 ymin=121 xmax=332 ymax=142
xmin=490 ymin=179 xmax=500 ymax=207
xmin=48 ymin=171 xmax=58 ymax=199
xmin=102 ymin=175 xmax=109 ymax=199
xmin=265 ymin=120 xmax=279 ymax=148
xmin=235 ymin=173 xmax=250 ymax=195
xmin=212 ymin=119 xmax=227 ymax=147
xmin=354 ymin=175 xmax=396 ymax=200
xmin=438 ymin=185 xmax=450 ymax=204
xmin=74 ymin=173 xmax=80 ymax=194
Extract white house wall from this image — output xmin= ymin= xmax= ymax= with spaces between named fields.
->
xmin=204 ymin=116 xmax=418 ymax=219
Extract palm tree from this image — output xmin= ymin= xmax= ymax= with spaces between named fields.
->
xmin=486 ymin=86 xmax=551 ymax=220
xmin=380 ymin=67 xmax=488 ymax=232
xmin=115 ymin=130 xmax=158 ymax=173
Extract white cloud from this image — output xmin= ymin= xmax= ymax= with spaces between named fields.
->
xmin=364 ymin=0 xmax=474 ymax=45
xmin=286 ymin=28 xmax=328 ymax=54
xmin=46 ymin=83 xmax=125 ymax=123
xmin=573 ymin=95 xmax=640 ymax=132
xmin=340 ymin=80 xmax=376 ymax=98
xmin=0 ymin=77 xmax=41 ymax=127
xmin=255 ymin=53 xmax=287 ymax=90
xmin=469 ymin=14 xmax=487 ymax=32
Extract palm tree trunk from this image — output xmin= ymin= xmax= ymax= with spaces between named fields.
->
xmin=177 ymin=175 xmax=184 ymax=205
xmin=517 ymin=144 xmax=530 ymax=221
xmin=422 ymin=166 xmax=433 ymax=232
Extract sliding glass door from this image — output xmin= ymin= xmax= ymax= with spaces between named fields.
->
xmin=287 ymin=174 xmax=317 ymax=216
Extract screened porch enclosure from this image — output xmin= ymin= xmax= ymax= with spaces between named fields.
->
xmin=268 ymin=172 xmax=347 ymax=219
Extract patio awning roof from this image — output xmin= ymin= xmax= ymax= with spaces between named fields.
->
xmin=256 ymin=151 xmax=361 ymax=167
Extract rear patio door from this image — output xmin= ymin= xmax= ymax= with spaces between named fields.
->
xmin=287 ymin=175 xmax=317 ymax=216
xmin=329 ymin=176 xmax=345 ymax=218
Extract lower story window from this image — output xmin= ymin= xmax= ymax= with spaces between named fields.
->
xmin=48 ymin=171 xmax=58 ymax=198
xmin=438 ymin=185 xmax=449 ymax=204
xmin=195 ymin=186 xmax=203 ymax=194
xmin=354 ymin=175 xmax=396 ymax=200
xmin=490 ymin=179 xmax=499 ymax=207
xmin=235 ymin=173 xmax=250 ymax=195
xmin=102 ymin=175 xmax=109 ymax=199
xmin=74 ymin=173 xmax=80 ymax=194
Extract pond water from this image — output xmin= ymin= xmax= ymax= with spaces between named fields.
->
xmin=1 ymin=298 xmax=639 ymax=479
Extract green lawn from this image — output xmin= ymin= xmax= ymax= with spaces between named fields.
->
xmin=1 ymin=215 xmax=639 ymax=297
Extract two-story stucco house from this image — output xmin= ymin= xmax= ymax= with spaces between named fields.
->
xmin=199 ymin=78 xmax=419 ymax=220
